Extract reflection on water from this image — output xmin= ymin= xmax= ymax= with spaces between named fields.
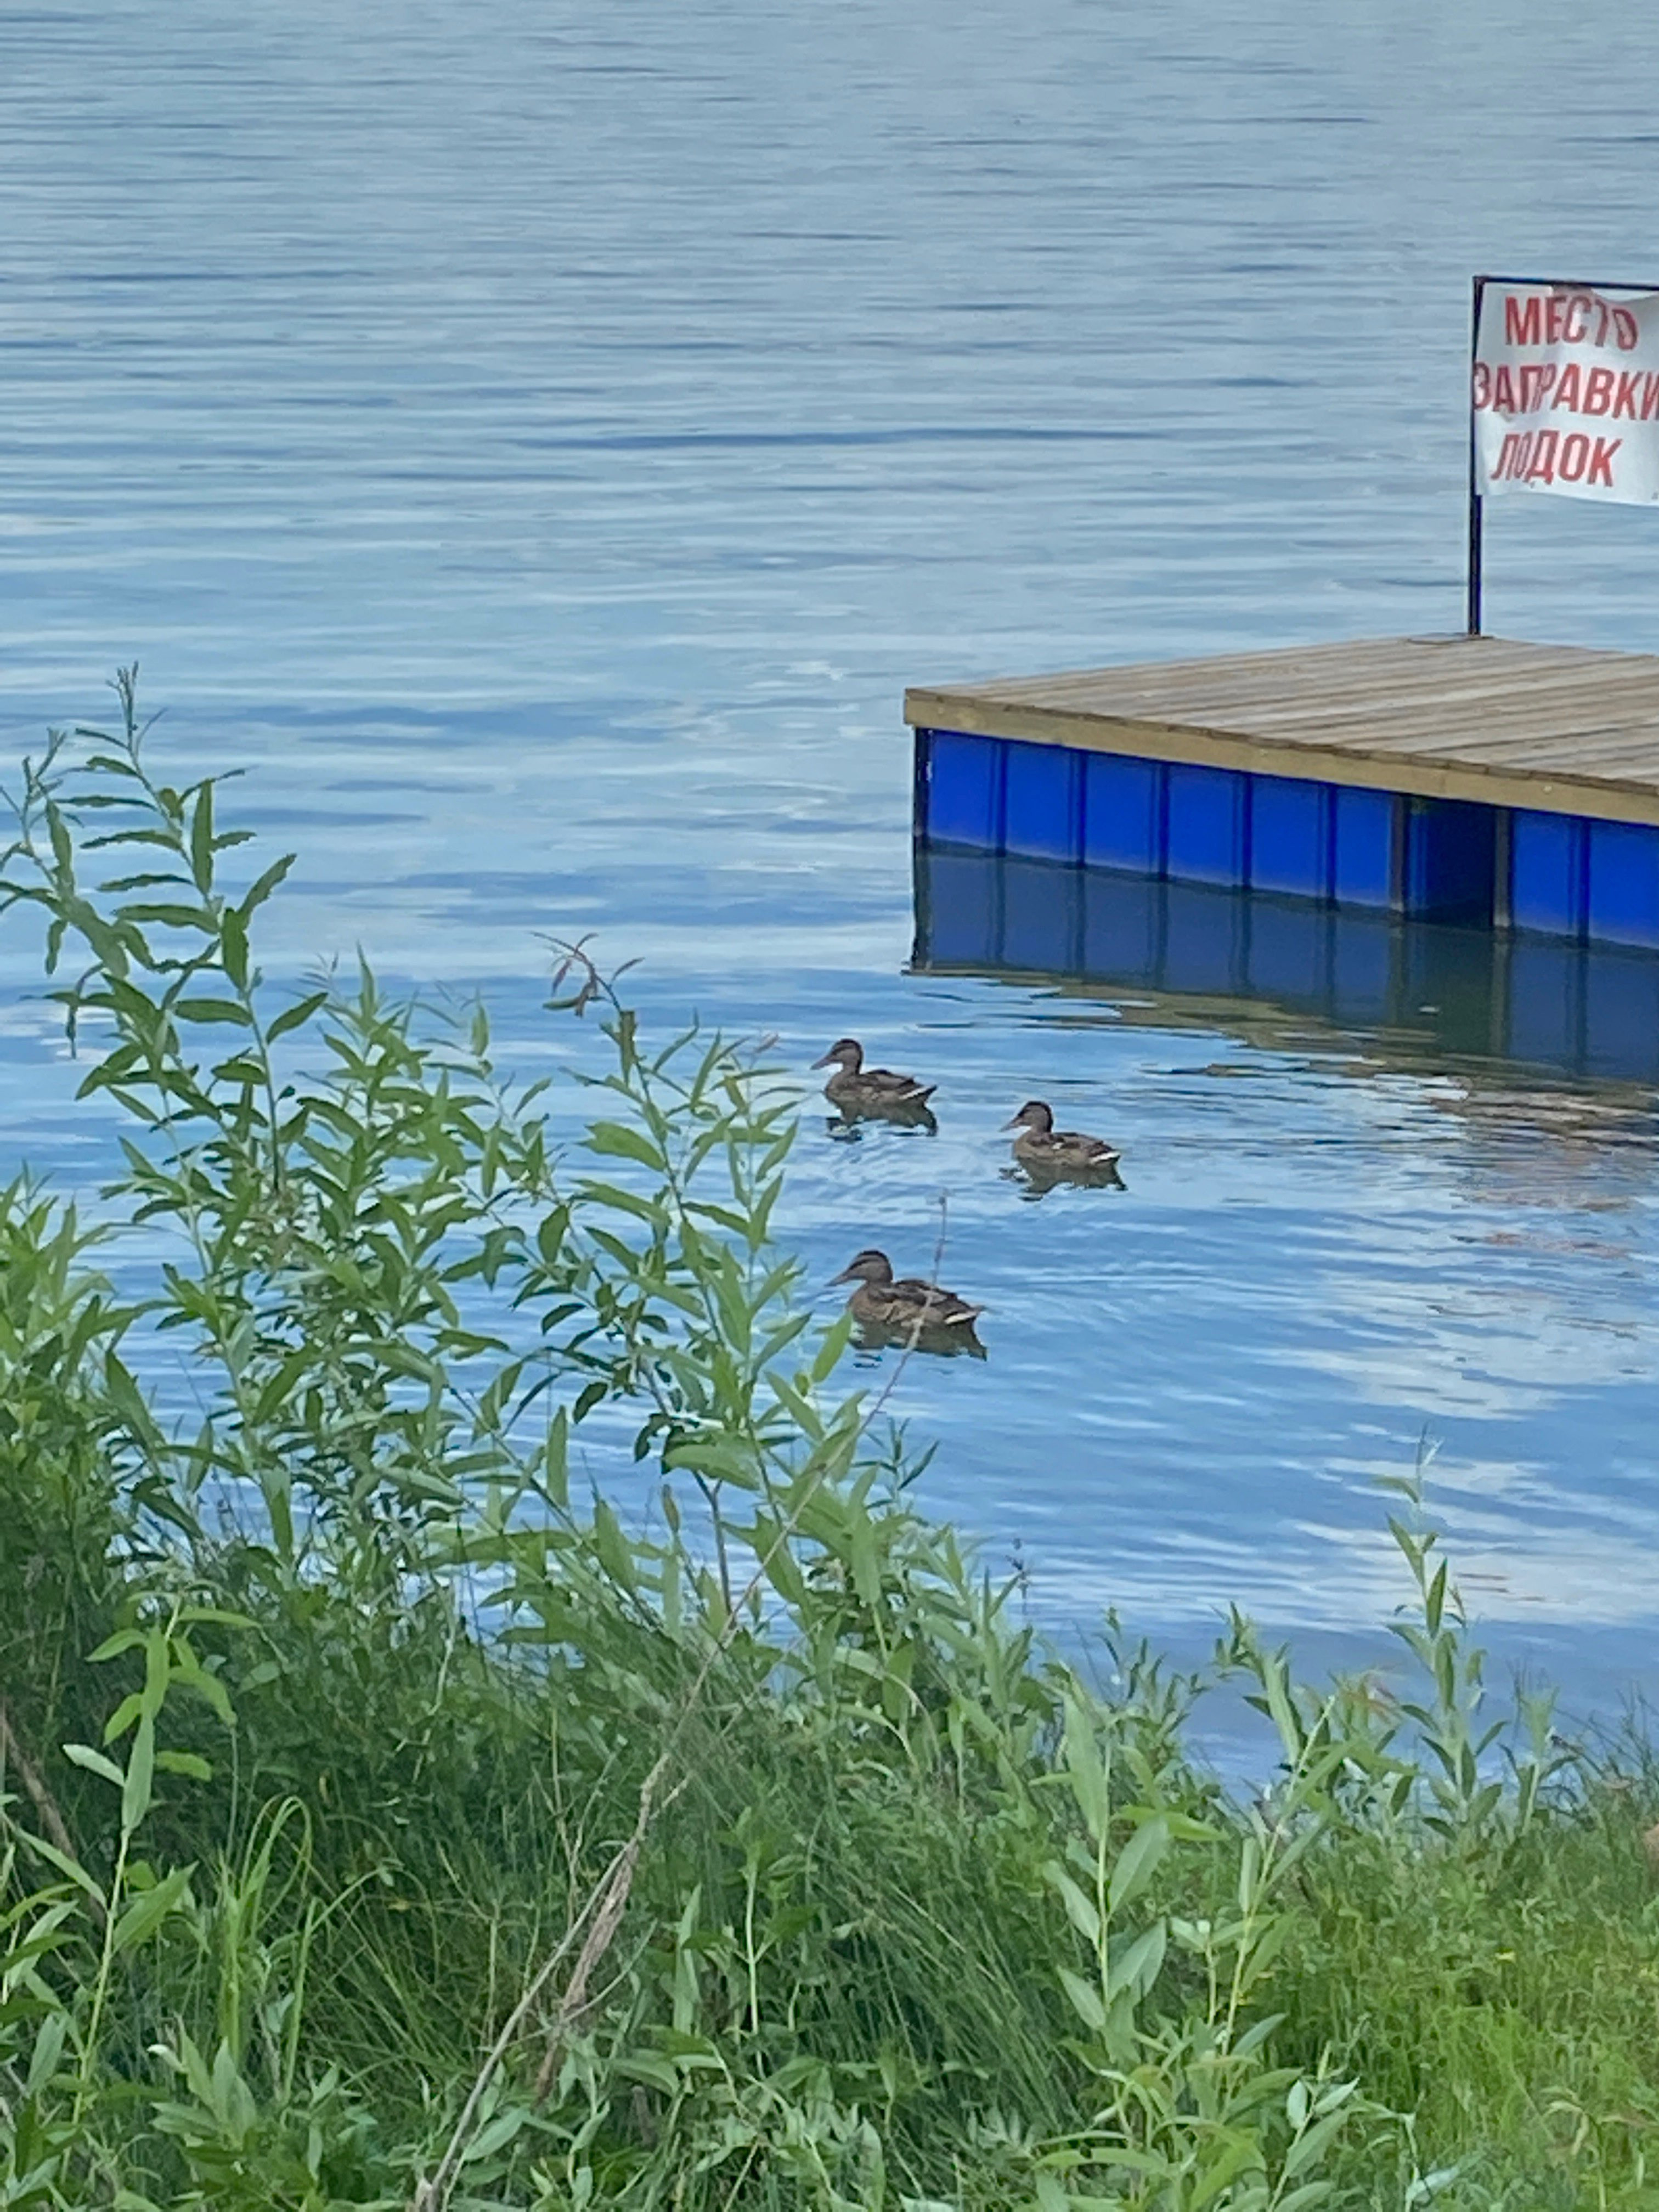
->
xmin=915 ymin=845 xmax=1659 ymax=1090
xmin=1010 ymin=1155 xmax=1127 ymax=1202
xmin=854 ymin=1317 xmax=989 ymax=1362
xmin=864 ymin=842 xmax=1659 ymax=1712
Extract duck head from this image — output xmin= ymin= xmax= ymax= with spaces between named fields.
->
xmin=812 ymin=1037 xmax=864 ymax=1072
xmin=829 ymin=1248 xmax=894 ymax=1288
xmin=1004 ymin=1099 xmax=1055 ymax=1133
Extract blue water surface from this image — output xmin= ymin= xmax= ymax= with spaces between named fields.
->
xmin=3 ymin=0 xmax=1659 ymax=1726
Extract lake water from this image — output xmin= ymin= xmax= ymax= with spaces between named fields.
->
xmin=4 ymin=0 xmax=1659 ymax=1726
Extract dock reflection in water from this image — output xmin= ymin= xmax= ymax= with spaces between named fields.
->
xmin=913 ymin=846 xmax=1659 ymax=1091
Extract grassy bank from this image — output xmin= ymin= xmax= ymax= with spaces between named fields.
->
xmin=2 ymin=676 xmax=1658 ymax=2210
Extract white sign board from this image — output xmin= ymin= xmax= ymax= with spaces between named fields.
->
xmin=1474 ymin=283 xmax=1659 ymax=505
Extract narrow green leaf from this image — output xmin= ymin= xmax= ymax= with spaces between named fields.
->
xmin=236 ymin=851 xmax=295 ymax=921
xmin=46 ymin=800 xmax=72 ymax=876
xmin=586 ymin=1120 xmax=667 ymax=1169
xmin=1106 ymin=1918 xmax=1166 ymax=2004
xmin=848 ymin=1515 xmax=882 ymax=1609
xmin=1060 ymin=1697 xmax=1111 ymax=1838
xmin=87 ymin=1627 xmax=146 ymax=1663
xmin=267 ymin=989 xmax=326 ymax=1042
xmin=1044 ymin=1860 xmax=1102 ymax=1948
xmin=1108 ymin=1814 xmax=1170 ymax=1917
xmin=222 ymin=909 xmax=249 ymax=989
xmin=189 ymin=780 xmax=214 ymax=893
xmin=121 ymin=1713 xmax=155 ymax=1835
xmin=116 ymin=901 xmax=214 ymax=931
xmin=24 ymin=2009 xmax=68 ymax=2098
xmin=1057 ymin=1965 xmax=1106 ymax=2031
xmin=461 ymin=2102 xmax=528 ymax=2163
xmin=752 ymin=1514 xmax=808 ymax=1605
xmin=536 ymin=1207 xmax=568 ymax=1269
xmin=1189 ymin=2130 xmax=1263 ymax=2210
xmin=112 ymin=1865 xmax=191 ymax=1955
xmin=575 ymin=1178 xmax=666 ymax=1224
xmin=102 ymin=1692 xmax=144 ymax=1745
xmin=590 ymin=1497 xmax=637 ymax=1593
xmin=1273 ymin=2185 xmax=1338 ymax=2212
xmin=155 ymin=1750 xmax=213 ymax=1781
xmin=63 ymin=1741 xmax=123 ymax=1788
xmin=542 ymin=1406 xmax=569 ymax=1510
xmin=1282 ymin=2106 xmax=1354 ymax=2179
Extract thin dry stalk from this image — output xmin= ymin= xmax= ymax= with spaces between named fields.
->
xmin=411 ymin=1756 xmax=670 ymax=2212
xmin=0 ymin=1697 xmax=103 ymax=1925
xmin=532 ymin=1818 xmax=646 ymax=2100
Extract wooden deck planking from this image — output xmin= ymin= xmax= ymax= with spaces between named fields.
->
xmin=904 ymin=636 xmax=1659 ymax=826
xmin=961 ymin=642 xmax=1659 ymax=716
xmin=979 ymin=654 xmax=1659 ymax=724
xmin=978 ymin=635 xmax=1635 ymax=686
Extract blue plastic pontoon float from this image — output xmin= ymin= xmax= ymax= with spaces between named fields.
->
xmin=905 ymin=635 xmax=1659 ymax=950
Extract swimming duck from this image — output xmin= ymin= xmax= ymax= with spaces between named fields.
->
xmin=830 ymin=1248 xmax=984 ymax=1338
xmin=812 ymin=1037 xmax=937 ymax=1120
xmin=1005 ymin=1099 xmax=1122 ymax=1182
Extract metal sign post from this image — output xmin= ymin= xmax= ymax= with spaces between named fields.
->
xmin=1468 ymin=274 xmax=1486 ymax=634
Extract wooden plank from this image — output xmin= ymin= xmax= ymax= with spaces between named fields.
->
xmin=970 ymin=636 xmax=1443 ymax=691
xmin=990 ymin=656 xmax=1659 ymax=728
xmin=1350 ymin=725 xmax=1659 ymax=769
xmin=960 ymin=641 xmax=1649 ymax=712
xmin=966 ymin=635 xmax=1659 ymax=691
xmin=957 ymin=640 xmax=1659 ymax=726
xmin=1232 ymin=682 xmax=1659 ymax=749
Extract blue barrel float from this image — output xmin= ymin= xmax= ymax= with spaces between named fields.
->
xmin=912 ymin=725 xmax=1659 ymax=947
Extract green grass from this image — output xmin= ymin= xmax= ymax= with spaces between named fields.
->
xmin=1 ymin=674 xmax=1658 ymax=2209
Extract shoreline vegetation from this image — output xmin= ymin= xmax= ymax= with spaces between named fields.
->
xmin=2 ymin=678 xmax=1658 ymax=2209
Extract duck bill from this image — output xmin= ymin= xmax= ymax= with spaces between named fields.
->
xmin=825 ymin=1265 xmax=856 ymax=1286
xmin=1001 ymin=1113 xmax=1025 ymax=1131
xmin=810 ymin=1051 xmax=837 ymax=1069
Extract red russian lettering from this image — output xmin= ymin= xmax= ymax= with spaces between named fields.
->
xmin=1518 ymin=363 xmax=1555 ymax=411
xmin=1493 ymin=433 xmax=1525 ymax=479
xmin=1641 ymin=374 xmax=1659 ymax=422
xmin=1589 ymin=436 xmax=1621 ymax=487
xmin=1492 ymin=364 xmax=1518 ymax=413
xmin=1471 ymin=363 xmax=1491 ymax=408
xmin=1547 ymin=295 xmax=1567 ymax=343
xmin=1553 ymin=363 xmax=1582 ymax=411
xmin=1563 ymin=293 xmax=1589 ymax=342
xmin=1558 ymin=432 xmax=1590 ymax=481
xmin=1504 ymin=294 xmax=1542 ymax=345
xmin=1583 ymin=366 xmax=1615 ymax=415
xmin=1615 ymin=307 xmax=1639 ymax=350
xmin=1613 ymin=370 xmax=1642 ymax=418
xmin=1525 ymin=430 xmax=1559 ymax=483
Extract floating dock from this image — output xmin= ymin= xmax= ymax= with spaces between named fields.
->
xmin=905 ymin=635 xmax=1659 ymax=949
